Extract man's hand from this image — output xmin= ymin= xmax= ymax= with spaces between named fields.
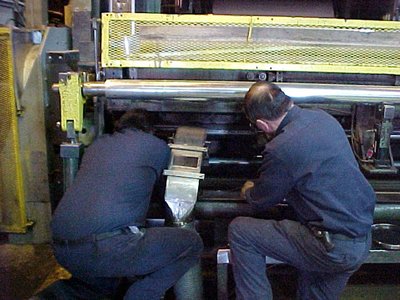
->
xmin=241 ymin=180 xmax=254 ymax=199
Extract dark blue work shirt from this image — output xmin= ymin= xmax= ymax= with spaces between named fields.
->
xmin=51 ymin=129 xmax=170 ymax=240
xmin=246 ymin=105 xmax=376 ymax=238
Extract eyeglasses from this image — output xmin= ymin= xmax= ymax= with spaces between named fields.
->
xmin=248 ymin=120 xmax=258 ymax=131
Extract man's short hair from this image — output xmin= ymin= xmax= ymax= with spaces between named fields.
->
xmin=244 ymin=82 xmax=292 ymax=122
xmin=115 ymin=108 xmax=154 ymax=133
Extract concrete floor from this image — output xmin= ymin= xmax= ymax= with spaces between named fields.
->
xmin=0 ymin=241 xmax=70 ymax=300
xmin=1 ymin=237 xmax=400 ymax=300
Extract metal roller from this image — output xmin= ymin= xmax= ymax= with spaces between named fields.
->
xmin=79 ymin=80 xmax=400 ymax=104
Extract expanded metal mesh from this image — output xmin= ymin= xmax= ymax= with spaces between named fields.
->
xmin=0 ymin=27 xmax=26 ymax=233
xmin=102 ymin=13 xmax=400 ymax=74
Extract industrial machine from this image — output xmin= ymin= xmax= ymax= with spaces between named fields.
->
xmin=1 ymin=0 xmax=400 ymax=298
xmin=51 ymin=0 xmax=400 ymax=242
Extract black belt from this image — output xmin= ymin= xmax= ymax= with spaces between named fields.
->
xmin=53 ymin=227 xmax=136 ymax=246
xmin=309 ymin=227 xmax=368 ymax=252
xmin=329 ymin=232 xmax=368 ymax=242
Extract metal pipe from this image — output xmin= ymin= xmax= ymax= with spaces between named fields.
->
xmin=192 ymin=202 xmax=400 ymax=221
xmin=374 ymin=203 xmax=400 ymax=221
xmin=173 ymin=222 xmax=204 ymax=300
xmin=92 ymin=19 xmax=101 ymax=81
xmin=91 ymin=0 xmax=101 ymax=18
xmin=78 ymin=80 xmax=400 ymax=104
xmin=63 ymin=158 xmax=80 ymax=192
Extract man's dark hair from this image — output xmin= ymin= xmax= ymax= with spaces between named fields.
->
xmin=244 ymin=82 xmax=292 ymax=123
xmin=114 ymin=109 xmax=154 ymax=133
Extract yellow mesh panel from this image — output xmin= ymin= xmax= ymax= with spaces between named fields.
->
xmin=0 ymin=27 xmax=27 ymax=233
xmin=102 ymin=13 xmax=400 ymax=74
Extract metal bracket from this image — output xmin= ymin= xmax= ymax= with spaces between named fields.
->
xmin=351 ymin=103 xmax=398 ymax=174
xmin=59 ymin=72 xmax=86 ymax=132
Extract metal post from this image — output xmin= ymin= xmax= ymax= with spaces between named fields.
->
xmin=173 ymin=222 xmax=204 ymax=300
xmin=60 ymin=121 xmax=84 ymax=191
xmin=24 ymin=0 xmax=48 ymax=28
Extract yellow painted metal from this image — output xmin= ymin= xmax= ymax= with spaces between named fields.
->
xmin=101 ymin=13 xmax=400 ymax=29
xmin=59 ymin=72 xmax=86 ymax=132
xmin=0 ymin=27 xmax=27 ymax=233
xmin=101 ymin=13 xmax=400 ymax=75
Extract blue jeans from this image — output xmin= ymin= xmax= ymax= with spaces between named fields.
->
xmin=228 ymin=217 xmax=371 ymax=300
xmin=53 ymin=227 xmax=203 ymax=300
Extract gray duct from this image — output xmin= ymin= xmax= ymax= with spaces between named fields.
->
xmin=163 ymin=126 xmax=207 ymax=300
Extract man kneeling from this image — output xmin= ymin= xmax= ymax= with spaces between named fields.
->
xmin=47 ymin=109 xmax=203 ymax=299
xmin=229 ymin=82 xmax=375 ymax=300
